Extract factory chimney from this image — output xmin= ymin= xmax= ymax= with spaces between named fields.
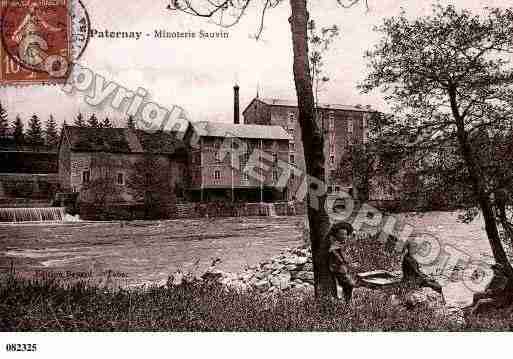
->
xmin=234 ymin=84 xmax=240 ymax=124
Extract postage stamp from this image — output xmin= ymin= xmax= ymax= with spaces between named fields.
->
xmin=0 ymin=0 xmax=90 ymax=86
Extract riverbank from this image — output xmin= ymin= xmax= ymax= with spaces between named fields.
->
xmin=0 ymin=273 xmax=459 ymax=331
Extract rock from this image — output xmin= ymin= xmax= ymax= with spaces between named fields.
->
xmin=156 ymin=279 xmax=168 ymax=288
xmin=302 ymin=263 xmax=313 ymax=271
xmin=270 ymin=262 xmax=282 ymax=271
xmin=255 ymin=271 xmax=267 ymax=280
xmin=270 ymin=272 xmax=291 ymax=290
xmin=296 ymin=271 xmax=314 ymax=283
xmin=169 ymin=271 xmax=184 ymax=286
xmin=285 ymin=264 xmax=298 ymax=271
xmin=254 ymin=280 xmax=270 ymax=292
xmin=289 ymin=256 xmax=308 ymax=266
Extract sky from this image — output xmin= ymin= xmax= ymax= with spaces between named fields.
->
xmin=0 ymin=0 xmax=510 ymax=128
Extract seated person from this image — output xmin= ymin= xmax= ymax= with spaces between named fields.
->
xmin=402 ymin=240 xmax=443 ymax=295
xmin=327 ymin=221 xmax=357 ymax=302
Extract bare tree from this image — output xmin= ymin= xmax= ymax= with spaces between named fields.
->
xmin=167 ymin=0 xmax=367 ymax=298
xmin=308 ymin=20 xmax=339 ymax=115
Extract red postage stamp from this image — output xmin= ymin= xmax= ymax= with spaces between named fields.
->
xmin=0 ymin=0 xmax=74 ymax=85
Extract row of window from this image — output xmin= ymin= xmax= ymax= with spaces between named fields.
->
xmin=327 ymin=185 xmax=342 ymax=194
xmin=81 ymin=170 xmax=125 ymax=185
xmin=288 ymin=111 xmax=361 ymax=133
xmin=211 ymin=169 xmax=298 ymax=183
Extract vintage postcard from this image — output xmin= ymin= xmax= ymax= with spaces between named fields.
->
xmin=1 ymin=0 xmax=513 ymax=355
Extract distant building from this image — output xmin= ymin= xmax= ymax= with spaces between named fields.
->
xmin=242 ymin=97 xmax=374 ymax=197
xmin=58 ymin=126 xmax=187 ymax=203
xmin=185 ymin=121 xmax=292 ymax=202
xmin=0 ymin=132 xmax=59 ymax=200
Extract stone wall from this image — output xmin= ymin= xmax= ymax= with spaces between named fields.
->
xmin=175 ymin=201 xmax=305 ymax=219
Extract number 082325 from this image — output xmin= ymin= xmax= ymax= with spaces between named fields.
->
xmin=5 ymin=343 xmax=38 ymax=352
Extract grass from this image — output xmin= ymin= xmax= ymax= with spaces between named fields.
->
xmin=1 ymin=227 xmax=510 ymax=331
xmin=0 ymin=274 xmax=461 ymax=332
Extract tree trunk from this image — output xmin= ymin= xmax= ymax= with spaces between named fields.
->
xmin=289 ymin=0 xmax=336 ymax=298
xmin=448 ymin=87 xmax=513 ymax=279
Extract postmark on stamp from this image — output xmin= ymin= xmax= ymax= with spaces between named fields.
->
xmin=0 ymin=0 xmax=90 ymax=86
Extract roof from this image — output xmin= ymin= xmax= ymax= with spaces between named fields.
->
xmin=244 ymin=97 xmax=373 ymax=113
xmin=62 ymin=126 xmax=185 ymax=155
xmin=191 ymin=121 xmax=291 ymax=140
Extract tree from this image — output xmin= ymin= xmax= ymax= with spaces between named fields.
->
xmin=308 ymin=20 xmax=339 ymax=115
xmin=26 ymin=114 xmax=45 ymax=148
xmin=127 ymin=115 xmax=136 ymax=129
xmin=127 ymin=156 xmax=176 ymax=219
xmin=361 ymin=5 xmax=513 ymax=299
xmin=337 ymin=142 xmax=371 ymax=201
xmin=168 ymin=0 xmax=368 ymax=298
xmin=0 ymin=101 xmax=8 ymax=138
xmin=45 ymin=115 xmax=59 ymax=149
xmin=80 ymin=153 xmax=123 ymax=216
xmin=12 ymin=115 xmax=24 ymax=145
xmin=87 ymin=114 xmax=100 ymax=128
xmin=102 ymin=117 xmax=113 ymax=128
xmin=74 ymin=112 xmax=85 ymax=127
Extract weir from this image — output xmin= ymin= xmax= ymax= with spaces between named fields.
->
xmin=263 ymin=203 xmax=277 ymax=217
xmin=0 ymin=207 xmax=66 ymax=222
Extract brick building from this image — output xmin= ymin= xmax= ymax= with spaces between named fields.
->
xmin=242 ymin=97 xmax=374 ymax=197
xmin=185 ymin=121 xmax=292 ymax=202
xmin=58 ymin=126 xmax=187 ymax=203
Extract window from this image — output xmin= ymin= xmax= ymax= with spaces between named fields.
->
xmin=327 ymin=186 xmax=333 ymax=194
xmin=290 ymin=154 xmax=295 ymax=164
xmin=214 ymin=151 xmax=222 ymax=163
xmin=330 ymin=155 xmax=335 ymax=166
xmin=241 ymin=172 xmax=249 ymax=183
xmin=241 ymin=152 xmax=250 ymax=170
xmin=116 ymin=172 xmax=125 ymax=186
xmin=335 ymin=186 xmax=341 ymax=193
xmin=363 ymin=128 xmax=369 ymax=144
xmin=82 ymin=170 xmax=90 ymax=184
xmin=329 ymin=112 xmax=335 ymax=130
xmin=272 ymin=152 xmax=278 ymax=163
xmin=272 ymin=170 xmax=279 ymax=182
xmin=289 ymin=141 xmax=295 ymax=151
xmin=214 ymin=170 xmax=221 ymax=180
xmin=348 ymin=119 xmax=353 ymax=134
xmin=288 ymin=112 xmax=295 ymax=124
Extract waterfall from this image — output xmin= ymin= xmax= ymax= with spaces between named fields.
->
xmin=0 ymin=207 xmax=66 ymax=222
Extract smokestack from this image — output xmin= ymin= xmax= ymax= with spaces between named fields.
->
xmin=234 ymin=84 xmax=240 ymax=124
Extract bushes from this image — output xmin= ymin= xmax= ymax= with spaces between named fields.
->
xmin=0 ymin=276 xmax=457 ymax=331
